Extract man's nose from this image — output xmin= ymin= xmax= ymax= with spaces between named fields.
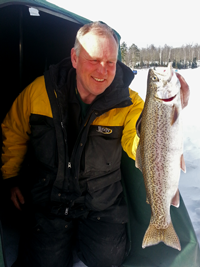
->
xmin=98 ymin=62 xmax=107 ymax=75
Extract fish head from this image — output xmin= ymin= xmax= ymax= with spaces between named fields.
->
xmin=147 ymin=63 xmax=181 ymax=104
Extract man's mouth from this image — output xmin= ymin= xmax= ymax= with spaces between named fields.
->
xmin=93 ymin=77 xmax=105 ymax=82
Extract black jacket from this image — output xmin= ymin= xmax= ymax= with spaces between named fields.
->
xmin=2 ymin=58 xmax=144 ymax=214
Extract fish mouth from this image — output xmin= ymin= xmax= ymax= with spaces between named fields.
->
xmin=155 ymin=95 xmax=177 ymax=102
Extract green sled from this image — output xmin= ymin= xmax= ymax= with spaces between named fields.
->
xmin=121 ymin=151 xmax=200 ymax=267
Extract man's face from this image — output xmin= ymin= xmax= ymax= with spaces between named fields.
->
xmin=71 ymin=32 xmax=118 ymax=103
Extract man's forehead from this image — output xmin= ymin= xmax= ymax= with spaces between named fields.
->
xmin=79 ymin=32 xmax=118 ymax=57
xmin=81 ymin=31 xmax=116 ymax=46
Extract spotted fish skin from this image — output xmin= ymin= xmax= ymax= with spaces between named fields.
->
xmin=136 ymin=63 xmax=186 ymax=251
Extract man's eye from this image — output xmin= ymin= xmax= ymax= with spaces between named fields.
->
xmin=108 ymin=61 xmax=117 ymax=66
xmin=107 ymin=61 xmax=115 ymax=67
xmin=90 ymin=60 xmax=98 ymax=64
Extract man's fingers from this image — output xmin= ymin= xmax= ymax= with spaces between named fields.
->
xmin=11 ymin=197 xmax=22 ymax=210
xmin=176 ymin=73 xmax=190 ymax=109
xmin=10 ymin=187 xmax=25 ymax=211
xmin=17 ymin=190 xmax=25 ymax=205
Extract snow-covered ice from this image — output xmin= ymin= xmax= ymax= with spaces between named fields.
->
xmin=130 ymin=67 xmax=200 ymax=245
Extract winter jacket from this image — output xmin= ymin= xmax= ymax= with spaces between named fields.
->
xmin=1 ymin=58 xmax=144 ymax=212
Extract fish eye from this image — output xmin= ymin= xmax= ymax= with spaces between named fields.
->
xmin=152 ymin=75 xmax=159 ymax=81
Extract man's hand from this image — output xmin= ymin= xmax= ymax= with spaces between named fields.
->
xmin=176 ymin=73 xmax=190 ymax=109
xmin=10 ymin=187 xmax=25 ymax=211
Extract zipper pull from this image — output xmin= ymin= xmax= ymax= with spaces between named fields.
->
xmin=65 ymin=207 xmax=69 ymax=215
xmin=68 ymin=162 xmax=71 ymax=168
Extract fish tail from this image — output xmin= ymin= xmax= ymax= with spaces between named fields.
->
xmin=142 ymin=222 xmax=181 ymax=251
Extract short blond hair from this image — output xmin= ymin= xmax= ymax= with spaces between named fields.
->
xmin=74 ymin=21 xmax=119 ymax=55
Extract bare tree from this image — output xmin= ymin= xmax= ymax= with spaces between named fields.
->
xmin=121 ymin=41 xmax=200 ymax=69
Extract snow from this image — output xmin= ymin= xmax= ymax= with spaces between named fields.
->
xmin=130 ymin=67 xmax=200 ymax=245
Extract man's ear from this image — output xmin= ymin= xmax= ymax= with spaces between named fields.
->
xmin=71 ymin=48 xmax=77 ymax=69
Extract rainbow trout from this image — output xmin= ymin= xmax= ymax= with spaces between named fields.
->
xmin=135 ymin=63 xmax=186 ymax=251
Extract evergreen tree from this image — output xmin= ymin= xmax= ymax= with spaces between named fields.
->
xmin=192 ymin=57 xmax=197 ymax=69
xmin=128 ymin=44 xmax=140 ymax=69
xmin=120 ymin=42 xmax=128 ymax=64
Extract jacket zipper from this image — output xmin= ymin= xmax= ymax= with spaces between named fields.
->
xmin=68 ymin=110 xmax=94 ymax=171
xmin=60 ymin=121 xmax=72 ymax=170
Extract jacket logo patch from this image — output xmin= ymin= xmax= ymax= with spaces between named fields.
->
xmin=97 ymin=126 xmax=112 ymax=134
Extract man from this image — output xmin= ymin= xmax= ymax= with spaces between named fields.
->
xmin=1 ymin=22 xmax=189 ymax=267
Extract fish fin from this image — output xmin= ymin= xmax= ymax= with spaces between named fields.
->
xmin=171 ymin=189 xmax=180 ymax=208
xmin=168 ymin=62 xmax=173 ymax=80
xmin=181 ymin=154 xmax=186 ymax=173
xmin=135 ymin=143 xmax=142 ymax=171
xmin=146 ymin=197 xmax=150 ymax=205
xmin=142 ymin=222 xmax=181 ymax=251
xmin=171 ymin=104 xmax=179 ymax=125
xmin=136 ymin=110 xmax=143 ymax=138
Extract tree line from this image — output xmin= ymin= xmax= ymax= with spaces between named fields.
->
xmin=120 ymin=42 xmax=200 ymax=69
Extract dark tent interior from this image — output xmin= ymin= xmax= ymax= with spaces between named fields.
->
xmin=0 ymin=3 xmax=87 ymax=266
xmin=0 ymin=4 xmax=82 ymax=124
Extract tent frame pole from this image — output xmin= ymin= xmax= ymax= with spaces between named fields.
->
xmin=19 ymin=6 xmax=23 ymax=91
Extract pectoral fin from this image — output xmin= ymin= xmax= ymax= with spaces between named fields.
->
xmin=181 ymin=154 xmax=186 ymax=173
xmin=171 ymin=104 xmax=179 ymax=125
xmin=146 ymin=197 xmax=150 ymax=205
xmin=171 ymin=189 xmax=180 ymax=208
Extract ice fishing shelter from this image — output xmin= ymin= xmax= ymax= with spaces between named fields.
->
xmin=0 ymin=1 xmax=200 ymax=267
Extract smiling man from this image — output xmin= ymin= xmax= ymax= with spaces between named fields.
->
xmin=71 ymin=25 xmax=118 ymax=104
xmin=1 ymin=21 xmax=189 ymax=267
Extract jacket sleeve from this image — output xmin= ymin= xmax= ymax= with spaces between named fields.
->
xmin=1 ymin=85 xmax=32 ymax=184
xmin=121 ymin=89 xmax=144 ymax=160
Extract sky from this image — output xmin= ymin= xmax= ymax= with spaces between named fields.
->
xmin=47 ymin=0 xmax=199 ymax=49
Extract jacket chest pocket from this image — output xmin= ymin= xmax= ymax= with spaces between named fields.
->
xmin=83 ymin=125 xmax=123 ymax=174
xmin=29 ymin=114 xmax=57 ymax=167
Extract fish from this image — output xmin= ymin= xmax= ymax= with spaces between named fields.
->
xmin=135 ymin=63 xmax=186 ymax=251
